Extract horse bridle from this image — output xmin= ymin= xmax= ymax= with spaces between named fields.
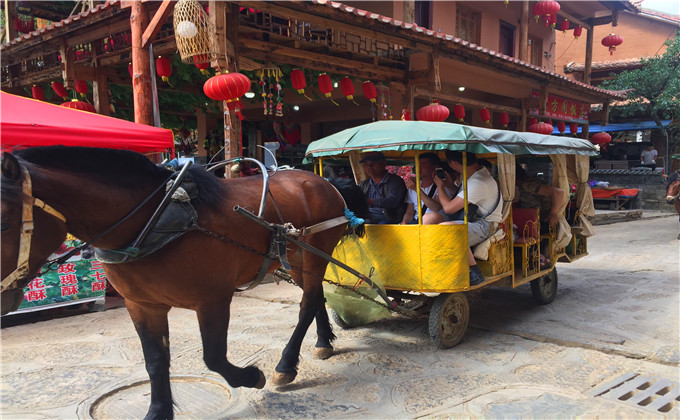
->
xmin=1 ymin=167 xmax=66 ymax=293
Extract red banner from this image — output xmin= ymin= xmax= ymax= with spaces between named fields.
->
xmin=530 ymin=90 xmax=589 ymax=123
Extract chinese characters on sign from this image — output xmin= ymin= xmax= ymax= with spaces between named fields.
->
xmin=530 ymin=90 xmax=589 ymax=123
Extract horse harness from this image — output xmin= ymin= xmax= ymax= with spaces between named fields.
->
xmin=1 ymin=167 xmax=66 ymax=293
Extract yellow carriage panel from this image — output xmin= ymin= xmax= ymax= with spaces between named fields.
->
xmin=325 ymin=224 xmax=469 ymax=293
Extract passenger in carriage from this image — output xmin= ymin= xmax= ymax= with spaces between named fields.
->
xmin=513 ymin=166 xmax=564 ymax=267
xmin=434 ymin=151 xmax=503 ymax=285
xmin=400 ymin=153 xmax=448 ymax=225
xmin=358 ymin=152 xmax=408 ymax=224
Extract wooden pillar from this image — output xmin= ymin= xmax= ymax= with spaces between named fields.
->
xmin=5 ymin=0 xmax=18 ymax=42
xmin=93 ymin=71 xmax=110 ymax=116
xmin=429 ymin=47 xmax=441 ymax=95
xmin=403 ymin=0 xmax=415 ymax=23
xmin=584 ymin=27 xmax=593 ymax=85
xmin=197 ymin=109 xmax=207 ymax=158
xmin=60 ymin=39 xmax=75 ymax=89
xmin=130 ymin=1 xmax=154 ymax=126
xmin=518 ymin=1 xmax=529 ymax=62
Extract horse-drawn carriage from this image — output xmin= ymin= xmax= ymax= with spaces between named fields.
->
xmin=305 ymin=120 xmax=598 ymax=348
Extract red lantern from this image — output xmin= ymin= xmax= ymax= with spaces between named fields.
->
xmin=601 ymin=34 xmax=623 ymax=56
xmin=290 ymin=69 xmax=311 ymax=100
xmin=529 ymin=117 xmax=538 ymax=126
xmin=499 ymin=111 xmax=510 ymax=128
xmin=155 ymin=56 xmax=172 ymax=82
xmin=569 ymin=123 xmax=579 ymax=134
xmin=362 ymin=81 xmax=377 ymax=103
xmin=339 ymin=77 xmax=358 ymax=105
xmin=590 ymin=132 xmax=611 ymax=145
xmin=557 ymin=121 xmax=566 ymax=134
xmin=532 ymin=2 xmax=542 ymax=22
xmin=51 ymin=81 xmax=69 ymax=100
xmin=75 ymin=79 xmax=88 ymax=99
xmin=546 ymin=14 xmax=557 ymax=29
xmin=317 ymin=73 xmax=339 ymax=106
xmin=203 ymin=72 xmax=251 ymax=101
xmin=401 ymin=108 xmax=412 ymax=121
xmin=573 ymin=26 xmax=583 ymax=39
xmin=61 ymin=99 xmax=96 ymax=113
xmin=227 ymin=99 xmax=245 ymax=120
xmin=128 ymin=63 xmax=133 ymax=79
xmin=416 ymin=101 xmax=449 ymax=122
xmin=453 ymin=104 xmax=465 ymax=123
xmin=31 ymin=85 xmax=44 ymax=101
xmin=192 ymin=55 xmax=211 ymax=76
xmin=529 ymin=122 xmax=554 ymax=135
xmin=479 ymin=108 xmax=491 ymax=125
xmin=544 ymin=119 xmax=553 ymax=127
xmin=560 ymin=19 xmax=569 ymax=33
xmin=534 ymin=1 xmax=560 ymax=21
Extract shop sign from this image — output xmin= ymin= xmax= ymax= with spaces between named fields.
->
xmin=530 ymin=90 xmax=589 ymax=123
xmin=16 ymin=236 xmax=106 ymax=312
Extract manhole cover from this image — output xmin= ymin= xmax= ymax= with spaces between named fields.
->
xmin=89 ymin=375 xmax=237 ymax=419
xmin=590 ymin=372 xmax=679 ymax=414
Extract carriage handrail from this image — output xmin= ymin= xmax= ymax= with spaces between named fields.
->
xmin=207 ymin=157 xmax=270 ymax=218
xmin=233 ymin=205 xmax=397 ymax=310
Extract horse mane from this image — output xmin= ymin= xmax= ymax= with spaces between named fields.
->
xmin=327 ymin=176 xmax=371 ymax=237
xmin=11 ymin=146 xmax=225 ymax=209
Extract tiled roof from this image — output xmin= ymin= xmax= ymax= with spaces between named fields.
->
xmin=1 ymin=1 xmax=119 ymax=48
xmin=564 ymin=58 xmax=645 ymax=73
xmin=639 ymin=7 xmax=680 ymax=23
xmin=311 ymin=0 xmax=625 ymax=99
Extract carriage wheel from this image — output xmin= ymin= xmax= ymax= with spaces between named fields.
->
xmin=428 ymin=293 xmax=469 ymax=348
xmin=330 ymin=309 xmax=354 ymax=329
xmin=530 ymin=269 xmax=558 ymax=305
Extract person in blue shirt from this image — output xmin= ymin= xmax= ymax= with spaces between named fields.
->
xmin=359 ymin=152 xmax=407 ymax=224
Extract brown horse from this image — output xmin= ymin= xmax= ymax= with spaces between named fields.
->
xmin=665 ymin=170 xmax=680 ymax=239
xmin=1 ymin=146 xmax=367 ymax=420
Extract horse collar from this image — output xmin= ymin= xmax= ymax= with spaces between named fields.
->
xmin=1 ymin=167 xmax=66 ymax=293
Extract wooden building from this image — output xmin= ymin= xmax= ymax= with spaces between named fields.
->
xmin=1 ymin=1 xmax=638 ymax=162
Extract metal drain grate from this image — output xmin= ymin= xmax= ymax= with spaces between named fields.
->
xmin=590 ymin=372 xmax=680 ymax=414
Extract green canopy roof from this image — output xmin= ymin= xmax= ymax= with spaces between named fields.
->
xmin=305 ymin=121 xmax=598 ymax=158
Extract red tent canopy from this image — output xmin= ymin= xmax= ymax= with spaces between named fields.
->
xmin=1 ymin=92 xmax=174 ymax=157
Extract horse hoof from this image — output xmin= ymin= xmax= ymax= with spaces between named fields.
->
xmin=312 ymin=346 xmax=334 ymax=360
xmin=255 ymin=370 xmax=266 ymax=389
xmin=271 ymin=371 xmax=297 ymax=386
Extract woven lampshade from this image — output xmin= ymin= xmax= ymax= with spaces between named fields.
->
xmin=173 ymin=0 xmax=215 ymax=64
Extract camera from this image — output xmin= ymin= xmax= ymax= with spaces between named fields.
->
xmin=435 ymin=168 xmax=446 ymax=180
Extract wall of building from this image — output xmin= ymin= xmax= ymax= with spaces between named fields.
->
xmin=555 ymin=11 xmax=679 ymax=76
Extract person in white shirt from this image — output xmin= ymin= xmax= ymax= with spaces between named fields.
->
xmin=433 ymin=151 xmax=502 ymax=286
xmin=400 ymin=153 xmax=447 ymax=224
xmin=640 ymin=144 xmax=658 ymax=170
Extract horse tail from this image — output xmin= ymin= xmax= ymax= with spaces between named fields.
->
xmin=327 ymin=177 xmax=371 ymax=238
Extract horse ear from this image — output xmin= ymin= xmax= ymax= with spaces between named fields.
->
xmin=1 ymin=152 xmax=22 ymax=183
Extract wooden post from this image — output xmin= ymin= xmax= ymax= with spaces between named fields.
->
xmin=584 ymin=27 xmax=593 ymax=85
xmin=130 ymin=1 xmax=154 ymax=126
xmin=429 ymin=47 xmax=441 ymax=95
xmin=403 ymin=0 xmax=415 ymax=23
xmin=92 ymin=39 xmax=110 ymax=115
xmin=519 ymin=1 xmax=529 ymax=62
xmin=60 ymin=39 xmax=75 ymax=89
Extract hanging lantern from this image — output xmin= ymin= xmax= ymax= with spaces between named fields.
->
xmin=479 ymin=108 xmax=491 ymax=125
xmin=529 ymin=117 xmax=538 ymax=126
xmin=532 ymin=2 xmax=542 ymax=22
xmin=192 ymin=55 xmax=211 ymax=75
xmin=203 ymin=72 xmax=251 ymax=101
xmin=31 ymin=85 xmax=44 ymax=101
xmin=573 ymin=26 xmax=583 ymax=39
xmin=61 ymin=99 xmax=96 ymax=113
xmin=590 ymin=132 xmax=612 ymax=149
xmin=362 ymin=81 xmax=377 ymax=103
xmin=401 ymin=108 xmax=412 ymax=121
xmin=534 ymin=1 xmax=560 ymax=23
xmin=529 ymin=122 xmax=554 ymax=135
xmin=560 ymin=19 xmax=569 ymax=33
xmin=453 ymin=104 xmax=465 ymax=123
xmin=75 ymin=79 xmax=88 ymax=99
xmin=156 ymin=56 xmax=172 ymax=83
xmin=601 ymin=33 xmax=623 ymax=56
xmin=173 ymin=0 xmax=215 ymax=64
xmin=544 ymin=118 xmax=553 ymax=127
xmin=51 ymin=81 xmax=69 ymax=100
xmin=339 ymin=77 xmax=358 ymax=105
xmin=547 ymin=14 xmax=557 ymax=30
xmin=227 ymin=99 xmax=245 ymax=120
xmin=128 ymin=62 xmax=133 ymax=79
xmin=499 ymin=111 xmax=510 ymax=128
xmin=290 ymin=69 xmax=311 ymax=100
xmin=416 ymin=101 xmax=449 ymax=122
xmin=557 ymin=121 xmax=566 ymax=134
xmin=317 ymin=73 xmax=338 ymax=106
xmin=569 ymin=123 xmax=579 ymax=135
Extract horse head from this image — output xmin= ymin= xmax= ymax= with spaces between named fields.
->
xmin=1 ymin=152 xmax=68 ymax=314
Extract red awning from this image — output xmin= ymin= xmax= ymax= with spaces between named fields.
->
xmin=1 ymin=92 xmax=174 ymax=157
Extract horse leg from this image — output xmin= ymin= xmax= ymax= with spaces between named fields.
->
xmin=126 ymin=301 xmax=174 ymax=420
xmin=311 ymin=297 xmax=335 ymax=360
xmin=272 ymin=246 xmax=330 ymax=385
xmin=195 ymin=300 xmax=266 ymax=389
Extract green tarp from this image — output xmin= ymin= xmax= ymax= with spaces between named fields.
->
xmin=305 ymin=120 xmax=598 ymax=158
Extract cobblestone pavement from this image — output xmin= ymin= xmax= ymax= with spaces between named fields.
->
xmin=1 ymin=215 xmax=678 ymax=419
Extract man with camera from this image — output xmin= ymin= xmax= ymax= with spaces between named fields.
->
xmin=433 ymin=151 xmax=503 ymax=285
xmin=400 ymin=153 xmax=447 ymax=225
xmin=359 ymin=152 xmax=408 ymax=224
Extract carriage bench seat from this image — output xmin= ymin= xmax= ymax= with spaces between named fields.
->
xmin=512 ymin=207 xmax=540 ymax=277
